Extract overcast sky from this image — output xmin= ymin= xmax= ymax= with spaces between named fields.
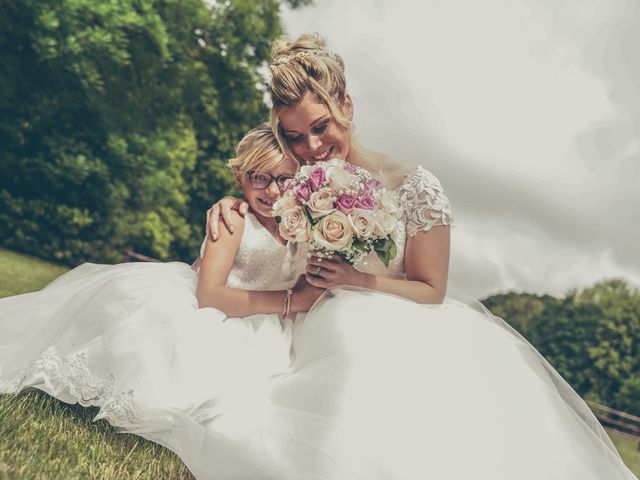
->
xmin=281 ymin=0 xmax=640 ymax=298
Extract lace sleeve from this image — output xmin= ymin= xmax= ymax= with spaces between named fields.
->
xmin=397 ymin=166 xmax=454 ymax=237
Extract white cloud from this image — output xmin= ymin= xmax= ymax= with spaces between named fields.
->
xmin=282 ymin=0 xmax=640 ymax=297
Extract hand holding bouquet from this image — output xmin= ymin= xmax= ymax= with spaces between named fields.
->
xmin=273 ymin=159 xmax=400 ymax=267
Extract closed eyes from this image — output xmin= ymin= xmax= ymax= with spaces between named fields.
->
xmin=286 ymin=119 xmax=331 ymax=143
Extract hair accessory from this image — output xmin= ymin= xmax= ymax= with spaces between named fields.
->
xmin=271 ymin=50 xmax=337 ymax=70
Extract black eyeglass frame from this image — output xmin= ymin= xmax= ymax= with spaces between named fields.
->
xmin=245 ymin=170 xmax=295 ymax=190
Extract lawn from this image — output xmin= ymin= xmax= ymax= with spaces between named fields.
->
xmin=0 ymin=248 xmax=69 ymax=298
xmin=0 ymin=249 xmax=639 ymax=478
xmin=0 ymin=249 xmax=194 ymax=479
xmin=610 ymin=433 xmax=640 ymax=477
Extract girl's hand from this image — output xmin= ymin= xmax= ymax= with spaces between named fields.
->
xmin=207 ymin=197 xmax=250 ymax=241
xmin=291 ymin=275 xmax=326 ymax=312
xmin=305 ymin=253 xmax=372 ymax=289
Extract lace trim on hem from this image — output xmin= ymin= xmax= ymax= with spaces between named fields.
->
xmin=0 ymin=346 xmax=145 ymax=428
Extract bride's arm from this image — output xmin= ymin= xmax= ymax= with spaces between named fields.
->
xmin=197 ymin=212 xmax=322 ymax=316
xmin=368 ymin=225 xmax=450 ymax=303
xmin=206 ymin=197 xmax=249 ymax=241
xmin=305 ymin=225 xmax=450 ymax=305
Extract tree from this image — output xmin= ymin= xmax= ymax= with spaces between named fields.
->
xmin=482 ymin=291 xmax=553 ymax=337
xmin=526 ymin=296 xmax=602 ymax=398
xmin=0 ymin=0 xmax=284 ymax=264
xmin=573 ymin=279 xmax=640 ymax=408
xmin=616 ymin=377 xmax=640 ymax=416
xmin=484 ymin=279 xmax=640 ymax=408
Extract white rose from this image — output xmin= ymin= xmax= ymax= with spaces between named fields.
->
xmin=298 ymin=165 xmax=314 ymax=177
xmin=376 ymin=189 xmax=402 ymax=218
xmin=273 ymin=189 xmax=297 ymax=216
xmin=348 ymin=209 xmax=376 ymax=239
xmin=327 ymin=167 xmax=357 ymax=193
xmin=307 ymin=189 xmax=335 ymax=219
xmin=373 ymin=210 xmax=397 ymax=237
xmin=313 ymin=211 xmax=353 ymax=251
xmin=279 ymin=207 xmax=310 ymax=242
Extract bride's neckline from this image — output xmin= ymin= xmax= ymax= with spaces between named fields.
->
xmin=247 ymin=210 xmax=288 ymax=247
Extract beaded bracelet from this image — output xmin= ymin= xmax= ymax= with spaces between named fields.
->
xmin=279 ymin=288 xmax=293 ymax=321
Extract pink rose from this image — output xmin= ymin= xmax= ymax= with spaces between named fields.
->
xmin=336 ymin=193 xmax=357 ymax=214
xmin=308 ymin=167 xmax=325 ymax=192
xmin=366 ymin=179 xmax=381 ymax=191
xmin=344 ymin=162 xmax=358 ymax=174
xmin=296 ymin=182 xmax=311 ymax=202
xmin=356 ymin=192 xmax=376 ymax=210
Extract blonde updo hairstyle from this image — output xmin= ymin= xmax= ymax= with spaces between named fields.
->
xmin=228 ymin=123 xmax=291 ymax=177
xmin=269 ymin=35 xmax=380 ymax=169
xmin=269 ymin=34 xmax=413 ymax=188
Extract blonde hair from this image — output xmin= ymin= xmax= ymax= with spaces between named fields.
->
xmin=269 ymin=34 xmax=412 ymax=188
xmin=228 ymin=123 xmax=289 ymax=173
xmin=269 ymin=35 xmax=358 ymax=151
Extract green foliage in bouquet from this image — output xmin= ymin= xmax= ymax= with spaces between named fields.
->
xmin=373 ymin=237 xmax=397 ymax=268
xmin=0 ymin=0 xmax=290 ymax=265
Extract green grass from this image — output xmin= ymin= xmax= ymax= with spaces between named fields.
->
xmin=0 ymin=392 xmax=193 ymax=480
xmin=0 ymin=249 xmax=194 ymax=479
xmin=609 ymin=431 xmax=640 ymax=476
xmin=1 ymin=249 xmax=639 ymax=478
xmin=0 ymin=249 xmax=69 ymax=298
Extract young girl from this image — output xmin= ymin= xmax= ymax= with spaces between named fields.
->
xmin=0 ymin=123 xmax=322 ymax=477
xmin=196 ymin=123 xmax=322 ymax=318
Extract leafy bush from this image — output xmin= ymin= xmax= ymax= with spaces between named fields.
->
xmin=484 ymin=279 xmax=640 ymax=415
xmin=0 ymin=0 xmax=283 ymax=264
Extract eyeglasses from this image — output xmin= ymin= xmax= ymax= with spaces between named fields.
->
xmin=245 ymin=171 xmax=295 ymax=190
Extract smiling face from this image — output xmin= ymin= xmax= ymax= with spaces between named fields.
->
xmin=236 ymin=155 xmax=298 ymax=219
xmin=278 ymin=91 xmax=352 ymax=166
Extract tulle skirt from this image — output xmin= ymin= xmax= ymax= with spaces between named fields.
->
xmin=1 ymin=264 xmax=637 ymax=479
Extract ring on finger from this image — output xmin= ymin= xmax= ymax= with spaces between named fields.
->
xmin=315 ymin=266 xmax=322 ymax=275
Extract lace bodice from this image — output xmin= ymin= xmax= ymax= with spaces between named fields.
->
xmin=358 ymin=166 xmax=454 ymax=279
xmin=199 ymin=213 xmax=306 ymax=290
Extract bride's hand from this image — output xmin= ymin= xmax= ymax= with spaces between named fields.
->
xmin=291 ymin=275 xmax=326 ymax=313
xmin=305 ymin=253 xmax=371 ymax=289
xmin=207 ymin=197 xmax=250 ymax=241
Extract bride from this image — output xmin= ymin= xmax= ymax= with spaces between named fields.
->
xmin=204 ymin=33 xmax=638 ymax=479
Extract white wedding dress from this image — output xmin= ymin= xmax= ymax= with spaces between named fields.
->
xmin=0 ymin=167 xmax=637 ymax=479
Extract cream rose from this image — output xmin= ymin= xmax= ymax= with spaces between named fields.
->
xmin=298 ymin=164 xmax=314 ymax=177
xmin=279 ymin=206 xmax=310 ymax=242
xmin=327 ymin=167 xmax=357 ymax=193
xmin=348 ymin=209 xmax=376 ymax=239
xmin=273 ymin=189 xmax=297 ymax=216
xmin=313 ymin=211 xmax=353 ymax=251
xmin=373 ymin=210 xmax=397 ymax=237
xmin=307 ymin=189 xmax=335 ymax=219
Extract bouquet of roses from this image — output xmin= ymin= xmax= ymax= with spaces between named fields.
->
xmin=273 ymin=158 xmax=400 ymax=267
